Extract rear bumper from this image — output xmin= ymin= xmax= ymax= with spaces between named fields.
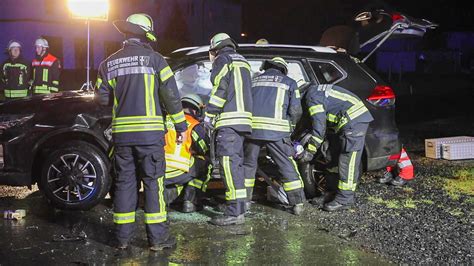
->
xmin=365 ymin=130 xmax=401 ymax=171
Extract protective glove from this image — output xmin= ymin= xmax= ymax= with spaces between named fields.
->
xmin=202 ymin=116 xmax=214 ymax=134
xmin=297 ymin=150 xmax=314 ymax=163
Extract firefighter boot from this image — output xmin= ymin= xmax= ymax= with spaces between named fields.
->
xmin=150 ymin=235 xmax=177 ymax=251
xmin=210 ymin=214 xmax=245 ymax=226
xmin=378 ymin=171 xmax=393 ymax=184
xmin=390 ymin=176 xmax=409 ymax=186
xmin=323 ymin=200 xmax=353 ymax=212
xmin=291 ymin=203 xmax=304 ymax=215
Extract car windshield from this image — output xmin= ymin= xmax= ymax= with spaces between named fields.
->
xmin=174 ymin=59 xmax=309 ymax=101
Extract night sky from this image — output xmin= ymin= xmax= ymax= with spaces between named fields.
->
xmin=241 ymin=0 xmax=474 ymax=45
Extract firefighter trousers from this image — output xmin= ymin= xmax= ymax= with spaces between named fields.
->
xmin=336 ymin=122 xmax=369 ymax=204
xmin=164 ymin=157 xmax=210 ymax=204
xmin=215 ymin=127 xmax=247 ymax=216
xmin=243 ymin=138 xmax=305 ymax=205
xmin=113 ymin=143 xmax=168 ymax=246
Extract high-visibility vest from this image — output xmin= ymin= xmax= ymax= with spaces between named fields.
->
xmin=164 ymin=114 xmax=199 ymax=172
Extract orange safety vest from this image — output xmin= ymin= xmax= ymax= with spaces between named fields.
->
xmin=164 ymin=114 xmax=200 ymax=172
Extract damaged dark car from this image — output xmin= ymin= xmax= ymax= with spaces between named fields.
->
xmin=0 ymin=9 xmax=436 ymax=210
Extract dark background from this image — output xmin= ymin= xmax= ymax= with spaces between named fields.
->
xmin=241 ymin=0 xmax=474 ymax=44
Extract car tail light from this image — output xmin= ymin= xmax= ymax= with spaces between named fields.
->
xmin=367 ymin=85 xmax=396 ymax=106
xmin=391 ymin=12 xmax=404 ymax=22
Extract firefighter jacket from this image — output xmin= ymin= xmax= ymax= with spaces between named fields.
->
xmin=1 ymin=56 xmax=31 ymax=99
xmin=249 ymin=68 xmax=302 ymax=141
xmin=96 ymin=39 xmax=187 ymax=146
xmin=305 ymin=84 xmax=374 ymax=153
xmin=164 ymin=114 xmax=208 ymax=172
xmin=205 ymin=47 xmax=253 ymax=133
xmin=32 ymin=52 xmax=60 ymax=94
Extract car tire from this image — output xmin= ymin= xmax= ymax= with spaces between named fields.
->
xmin=39 ymin=141 xmax=110 ymax=210
xmin=298 ymin=162 xmax=320 ymax=199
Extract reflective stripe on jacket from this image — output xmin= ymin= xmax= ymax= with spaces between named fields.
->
xmin=1 ymin=57 xmax=31 ymax=98
xmin=305 ymin=84 xmax=374 ymax=152
xmin=205 ymin=47 xmax=253 ymax=133
xmin=249 ymin=68 xmax=302 ymax=141
xmin=32 ymin=53 xmax=60 ymax=94
xmin=95 ymin=40 xmax=187 ymax=146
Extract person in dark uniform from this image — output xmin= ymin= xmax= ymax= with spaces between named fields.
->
xmin=299 ymin=84 xmax=373 ymax=211
xmin=96 ymin=13 xmax=187 ymax=251
xmin=31 ymin=38 xmax=61 ymax=95
xmin=1 ymin=40 xmax=31 ymax=100
xmin=203 ymin=33 xmax=253 ymax=226
xmin=243 ymin=57 xmax=305 ymax=215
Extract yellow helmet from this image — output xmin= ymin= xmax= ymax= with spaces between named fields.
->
xmin=113 ymin=13 xmax=157 ymax=42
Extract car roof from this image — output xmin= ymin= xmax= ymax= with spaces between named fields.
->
xmin=171 ymin=44 xmax=337 ymax=56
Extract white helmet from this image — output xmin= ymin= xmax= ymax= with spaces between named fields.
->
xmin=7 ymin=40 xmax=22 ymax=50
xmin=35 ymin=38 xmax=49 ymax=48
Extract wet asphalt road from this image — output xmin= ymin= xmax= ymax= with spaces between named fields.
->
xmin=0 ymin=190 xmax=387 ymax=265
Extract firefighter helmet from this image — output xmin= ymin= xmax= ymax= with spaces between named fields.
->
xmin=7 ymin=40 xmax=22 ymax=50
xmin=181 ymin=93 xmax=204 ymax=111
xmin=256 ymin=38 xmax=269 ymax=45
xmin=209 ymin=33 xmax=238 ymax=51
xmin=114 ymin=13 xmax=157 ymax=42
xmin=261 ymin=57 xmax=289 ymax=75
xmin=35 ymin=38 xmax=49 ymax=48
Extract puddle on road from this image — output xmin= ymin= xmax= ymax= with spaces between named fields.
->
xmin=0 ymin=195 xmax=389 ymax=265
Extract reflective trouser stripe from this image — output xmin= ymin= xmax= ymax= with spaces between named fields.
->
xmin=176 ymin=185 xmax=184 ymax=196
xmin=223 ymin=156 xmax=247 ymax=200
xmin=307 ymin=143 xmax=317 ymax=153
xmin=113 ymin=212 xmax=136 ymax=224
xmin=188 ymin=179 xmax=204 ymax=189
xmin=289 ymin=156 xmax=304 ymax=189
xmin=338 ymin=151 xmax=358 ymax=191
xmin=245 ymin=178 xmax=255 ymax=188
xmin=283 ymin=180 xmax=303 ymax=191
xmin=312 ymin=136 xmax=323 ymax=144
xmin=4 ymin=89 xmax=28 ymax=98
xmin=157 ymin=176 xmax=166 ymax=216
xmin=144 ymin=212 xmax=167 ymax=224
xmin=309 ymin=104 xmax=324 ymax=116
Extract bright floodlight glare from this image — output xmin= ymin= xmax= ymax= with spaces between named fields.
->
xmin=68 ymin=0 xmax=109 ymax=20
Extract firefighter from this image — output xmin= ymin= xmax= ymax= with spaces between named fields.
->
xmin=95 ymin=13 xmax=187 ymax=251
xmin=378 ymin=147 xmax=414 ymax=186
xmin=1 ymin=40 xmax=31 ymax=100
xmin=164 ymin=93 xmax=210 ymax=213
xmin=256 ymin=38 xmax=269 ymax=45
xmin=298 ymin=84 xmax=373 ymax=212
xmin=203 ymin=33 xmax=253 ymax=226
xmin=243 ymin=57 xmax=305 ymax=215
xmin=31 ymin=38 xmax=61 ymax=95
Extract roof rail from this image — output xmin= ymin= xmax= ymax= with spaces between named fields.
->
xmin=171 ymin=44 xmax=337 ymax=55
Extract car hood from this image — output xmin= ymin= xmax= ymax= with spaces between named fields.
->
xmin=0 ymin=90 xmax=96 ymax=114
